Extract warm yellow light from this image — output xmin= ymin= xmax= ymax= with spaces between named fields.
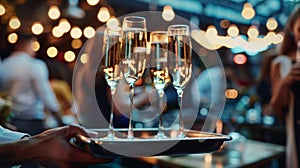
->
xmin=227 ymin=24 xmax=239 ymax=37
xmin=31 ymin=41 xmax=40 ymax=52
xmin=206 ymin=25 xmax=218 ymax=36
xmin=47 ymin=46 xmax=58 ymax=58
xmin=80 ymin=53 xmax=89 ymax=64
xmin=87 ymin=0 xmax=100 ymax=6
xmin=0 ymin=4 xmax=6 ymax=16
xmin=64 ymin=51 xmax=76 ymax=62
xmin=9 ymin=16 xmax=21 ymax=30
xmin=273 ymin=33 xmax=284 ymax=44
xmin=71 ymin=39 xmax=82 ymax=49
xmin=97 ymin=7 xmax=110 ymax=22
xmin=59 ymin=18 xmax=71 ymax=33
xmin=162 ymin=5 xmax=175 ymax=21
xmin=48 ymin=5 xmax=60 ymax=20
xmin=107 ymin=17 xmax=120 ymax=28
xmin=52 ymin=26 xmax=64 ymax=38
xmin=83 ymin=26 xmax=95 ymax=38
xmin=70 ymin=26 xmax=82 ymax=39
xmin=247 ymin=26 xmax=259 ymax=39
xmin=8 ymin=33 xmax=18 ymax=44
xmin=225 ymin=89 xmax=238 ymax=99
xmin=31 ymin=22 xmax=44 ymax=35
xmin=266 ymin=17 xmax=278 ymax=31
xmin=242 ymin=3 xmax=255 ymax=20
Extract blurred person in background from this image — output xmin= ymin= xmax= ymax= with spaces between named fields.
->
xmin=270 ymin=7 xmax=300 ymax=168
xmin=0 ymin=32 xmax=64 ymax=136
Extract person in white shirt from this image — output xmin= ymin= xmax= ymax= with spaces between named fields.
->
xmin=0 ymin=32 xmax=64 ymax=135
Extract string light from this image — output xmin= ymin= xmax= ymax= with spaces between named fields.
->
xmin=59 ymin=18 xmax=71 ymax=33
xmin=31 ymin=22 xmax=44 ymax=35
xmin=64 ymin=50 xmax=76 ymax=62
xmin=80 ymin=53 xmax=89 ymax=64
xmin=233 ymin=53 xmax=247 ymax=65
xmin=71 ymin=39 xmax=82 ymax=49
xmin=242 ymin=3 xmax=255 ymax=20
xmin=162 ymin=5 xmax=175 ymax=21
xmin=31 ymin=41 xmax=40 ymax=52
xmin=52 ymin=26 xmax=64 ymax=38
xmin=225 ymin=89 xmax=238 ymax=99
xmin=247 ymin=26 xmax=259 ymax=39
xmin=8 ymin=33 xmax=18 ymax=44
xmin=9 ymin=16 xmax=21 ymax=30
xmin=87 ymin=0 xmax=100 ymax=6
xmin=83 ymin=26 xmax=95 ymax=38
xmin=227 ymin=24 xmax=239 ymax=37
xmin=0 ymin=4 xmax=5 ymax=16
xmin=107 ymin=16 xmax=120 ymax=28
xmin=47 ymin=46 xmax=58 ymax=58
xmin=266 ymin=17 xmax=278 ymax=31
xmin=97 ymin=7 xmax=110 ymax=23
xmin=48 ymin=6 xmax=60 ymax=20
xmin=70 ymin=26 xmax=82 ymax=39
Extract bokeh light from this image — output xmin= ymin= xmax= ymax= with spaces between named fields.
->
xmin=0 ymin=4 xmax=6 ymax=16
xmin=83 ymin=26 xmax=95 ymax=38
xmin=48 ymin=5 xmax=60 ymax=20
xmin=70 ymin=26 xmax=82 ymax=39
xmin=31 ymin=22 xmax=44 ymax=35
xmin=31 ymin=41 xmax=40 ymax=52
xmin=266 ymin=17 xmax=278 ymax=31
xmin=233 ymin=53 xmax=247 ymax=65
xmin=97 ymin=7 xmax=110 ymax=22
xmin=47 ymin=46 xmax=58 ymax=58
xmin=64 ymin=50 xmax=76 ymax=62
xmin=71 ymin=39 xmax=83 ymax=49
xmin=8 ymin=33 xmax=18 ymax=44
xmin=9 ymin=16 xmax=21 ymax=30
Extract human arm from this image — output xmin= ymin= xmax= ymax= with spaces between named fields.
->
xmin=0 ymin=125 xmax=110 ymax=168
xmin=270 ymin=61 xmax=300 ymax=119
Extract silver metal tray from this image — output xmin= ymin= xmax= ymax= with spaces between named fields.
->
xmin=69 ymin=128 xmax=231 ymax=158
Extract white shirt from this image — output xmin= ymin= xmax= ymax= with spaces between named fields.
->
xmin=272 ymin=55 xmax=298 ymax=168
xmin=0 ymin=125 xmax=28 ymax=143
xmin=0 ymin=52 xmax=60 ymax=120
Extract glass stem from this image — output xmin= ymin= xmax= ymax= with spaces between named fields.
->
xmin=128 ymin=85 xmax=134 ymax=139
xmin=177 ymin=89 xmax=184 ymax=137
xmin=157 ymin=90 xmax=165 ymax=138
xmin=107 ymin=89 xmax=116 ymax=139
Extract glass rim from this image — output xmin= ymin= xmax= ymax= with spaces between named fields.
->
xmin=123 ymin=16 xmax=146 ymax=23
xmin=168 ymin=24 xmax=189 ymax=29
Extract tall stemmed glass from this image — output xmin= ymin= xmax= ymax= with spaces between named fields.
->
xmin=101 ymin=27 xmax=122 ymax=139
xmin=167 ymin=25 xmax=192 ymax=138
xmin=149 ymin=31 xmax=170 ymax=138
xmin=121 ymin=16 xmax=147 ymax=139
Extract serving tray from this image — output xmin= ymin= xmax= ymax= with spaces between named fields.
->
xmin=70 ymin=128 xmax=231 ymax=158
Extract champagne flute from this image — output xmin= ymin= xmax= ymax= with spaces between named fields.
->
xmin=121 ymin=16 xmax=147 ymax=139
xmin=167 ymin=25 xmax=192 ymax=138
xmin=149 ymin=31 xmax=170 ymax=138
xmin=101 ymin=27 xmax=122 ymax=139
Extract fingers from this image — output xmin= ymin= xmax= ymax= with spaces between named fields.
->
xmin=69 ymin=145 xmax=112 ymax=163
xmin=65 ymin=125 xmax=90 ymax=139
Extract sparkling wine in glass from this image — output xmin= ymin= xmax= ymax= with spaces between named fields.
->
xmin=149 ymin=31 xmax=170 ymax=138
xmin=101 ymin=27 xmax=122 ymax=139
xmin=167 ymin=24 xmax=192 ymax=138
xmin=121 ymin=16 xmax=147 ymax=139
